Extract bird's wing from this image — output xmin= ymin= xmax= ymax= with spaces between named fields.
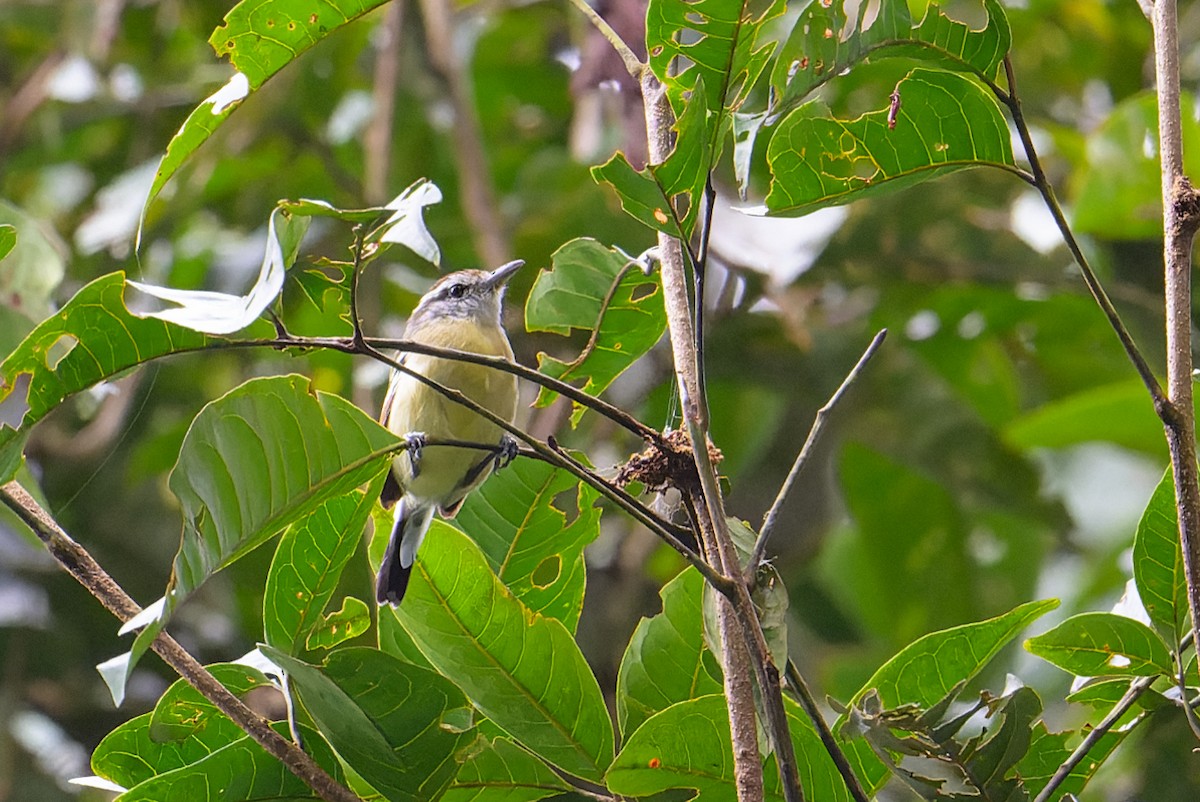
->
xmin=378 ymin=351 xmax=407 ymax=425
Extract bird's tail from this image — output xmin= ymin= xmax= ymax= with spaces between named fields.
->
xmin=375 ymin=498 xmax=435 ymax=606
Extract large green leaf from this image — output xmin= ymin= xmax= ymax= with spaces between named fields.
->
xmin=0 ymin=273 xmax=214 ymax=483
xmin=846 ymin=599 xmax=1058 ymax=716
xmin=1072 ymin=91 xmax=1200 ymax=240
xmin=267 ymin=646 xmax=475 ymax=802
xmin=1132 ymin=470 xmax=1189 ymax=645
xmin=149 ymin=664 xmax=274 ymax=745
xmin=264 ymin=485 xmax=379 ymax=655
xmin=0 ymin=200 xmax=65 ymax=318
xmin=143 ymin=0 xmax=391 ymax=219
xmin=442 ymin=737 xmax=571 ymax=802
xmin=453 ymin=457 xmax=600 ymax=631
xmin=770 ymin=0 xmax=1010 ymax=116
xmin=113 ymin=723 xmax=337 ymax=801
xmin=524 ymin=238 xmax=667 ymax=423
xmin=608 ymin=695 xmax=864 ymax=801
xmin=616 ymin=567 xmax=723 ymax=738
xmin=765 ymin=69 xmax=1016 ymax=216
xmin=392 ymin=522 xmax=614 ymax=781
xmin=1003 ymin=379 xmax=1168 ymax=456
xmin=1016 ymin=722 xmax=1125 ymax=800
xmin=1025 ymin=612 xmax=1173 ymax=678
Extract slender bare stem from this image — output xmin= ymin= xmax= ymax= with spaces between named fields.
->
xmin=0 ymin=482 xmax=364 ymax=802
xmin=748 ymin=329 xmax=887 ymax=579
xmin=783 ymin=661 xmax=870 ymax=802
xmin=564 ymin=0 xmax=644 ymax=79
xmin=1151 ymin=0 xmax=1200 ymax=689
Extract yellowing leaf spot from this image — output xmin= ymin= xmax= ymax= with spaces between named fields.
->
xmin=824 ymin=28 xmax=833 ymax=38
xmin=649 ymin=757 xmax=662 ymax=768
xmin=653 ymin=208 xmax=669 ymax=224
xmin=935 ymin=142 xmax=949 ymax=152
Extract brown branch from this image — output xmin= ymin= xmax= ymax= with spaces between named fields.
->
xmin=1151 ymin=0 xmax=1200 ymax=691
xmin=0 ymin=482 xmax=363 ymax=802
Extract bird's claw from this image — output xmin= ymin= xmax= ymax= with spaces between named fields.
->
xmin=404 ymin=431 xmax=427 ymax=478
xmin=495 ymin=435 xmax=518 ymax=470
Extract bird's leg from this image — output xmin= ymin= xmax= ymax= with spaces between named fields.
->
xmin=495 ymin=434 xmax=518 ymax=470
xmin=404 ymin=431 xmax=427 ymax=478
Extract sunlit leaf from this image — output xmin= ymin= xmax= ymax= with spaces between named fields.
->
xmin=846 ymin=598 xmax=1058 ymax=717
xmin=304 ymin=597 xmax=372 ymax=650
xmin=770 ymin=0 xmax=1011 ymax=116
xmin=128 ymin=207 xmax=309 ymax=334
xmin=524 ymin=238 xmax=666 ymax=424
xmin=1017 ymin=722 xmax=1126 ymax=800
xmin=0 ymin=224 xmax=15 ymax=261
xmin=454 ymin=457 xmax=601 ymax=631
xmin=1026 ymin=612 xmax=1173 ymax=678
xmin=392 ymin=522 xmax=614 ymax=781
xmin=264 ymin=486 xmax=378 ymax=655
xmin=0 ymin=273 xmax=214 ymax=483
xmin=149 ymin=664 xmax=274 ymax=744
xmin=443 ymin=736 xmax=570 ymax=802
xmin=0 ymin=200 xmax=65 ymax=318
xmin=1132 ymin=470 xmax=1189 ymax=645
xmin=765 ymin=69 xmax=1016 ymax=216
xmin=616 ymin=567 xmax=723 ymax=738
xmin=266 ymin=646 xmax=475 ymax=802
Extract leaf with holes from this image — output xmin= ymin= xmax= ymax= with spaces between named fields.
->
xmin=392 ymin=522 xmax=614 ymax=781
xmin=616 ymin=567 xmax=723 ymax=738
xmin=0 ymin=273 xmax=214 ymax=483
xmin=1133 ymin=470 xmax=1189 ymax=645
xmin=454 ymin=457 xmax=600 ymax=632
xmin=149 ymin=664 xmax=274 ymax=745
xmin=524 ymin=238 xmax=666 ymax=424
xmin=1026 ymin=612 xmax=1173 ymax=678
xmin=264 ymin=486 xmax=378 ymax=656
xmin=267 ymin=646 xmax=476 ymax=802
xmin=765 ymin=69 xmax=1016 ymax=216
xmin=1017 ymin=721 xmax=1126 ymax=800
xmin=142 ymin=0 xmax=391 ymax=225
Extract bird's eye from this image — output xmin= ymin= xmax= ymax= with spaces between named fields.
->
xmin=447 ymin=283 xmax=467 ymax=299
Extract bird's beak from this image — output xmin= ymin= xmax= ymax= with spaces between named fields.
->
xmin=484 ymin=259 xmax=525 ymax=290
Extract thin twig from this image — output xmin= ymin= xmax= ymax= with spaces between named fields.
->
xmin=0 ymin=482 xmax=363 ymax=802
xmin=748 ymin=329 xmax=887 ymax=579
xmin=784 ymin=661 xmax=871 ymax=802
xmin=693 ymin=177 xmax=716 ymax=416
xmin=998 ymin=56 xmax=1167 ymax=410
xmin=563 ymin=0 xmax=645 ymax=80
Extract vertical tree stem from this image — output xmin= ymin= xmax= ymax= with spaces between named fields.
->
xmin=1153 ymin=0 xmax=1200 ymax=677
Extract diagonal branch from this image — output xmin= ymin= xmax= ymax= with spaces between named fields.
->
xmin=0 ymin=482 xmax=364 ymax=802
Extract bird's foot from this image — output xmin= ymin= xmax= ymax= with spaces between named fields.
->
xmin=495 ymin=435 xmax=518 ymax=470
xmin=404 ymin=431 xmax=427 ymax=478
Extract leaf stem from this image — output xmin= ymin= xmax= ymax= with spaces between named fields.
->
xmin=748 ymin=330 xmax=886 ymax=579
xmin=563 ymin=0 xmax=645 ymax=80
xmin=783 ymin=661 xmax=871 ymax=802
xmin=0 ymin=482 xmax=365 ymax=802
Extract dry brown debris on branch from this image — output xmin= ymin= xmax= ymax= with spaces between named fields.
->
xmin=615 ymin=428 xmax=723 ymax=494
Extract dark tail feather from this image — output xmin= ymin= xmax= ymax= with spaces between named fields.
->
xmin=375 ymin=498 xmax=434 ymax=606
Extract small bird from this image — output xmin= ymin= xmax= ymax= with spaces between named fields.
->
xmin=375 ymin=260 xmax=523 ymax=606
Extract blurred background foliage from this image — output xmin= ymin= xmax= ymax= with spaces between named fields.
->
xmin=1 ymin=0 xmax=1198 ymax=798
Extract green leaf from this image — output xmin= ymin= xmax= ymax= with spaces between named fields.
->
xmin=1072 ymin=91 xmax=1200 ymax=239
xmin=1133 ymin=469 xmax=1189 ymax=645
xmin=0 ymin=273 xmax=213 ymax=482
xmin=304 ymin=596 xmax=372 ymax=650
xmin=264 ymin=486 xmax=379 ymax=655
xmin=608 ymin=695 xmax=864 ymax=801
xmin=1025 ymin=612 xmax=1173 ymax=678
xmin=143 ymin=0 xmax=391 ymax=220
xmin=765 ymin=69 xmax=1016 ymax=216
xmin=847 ymin=599 xmax=1058 ymax=716
xmin=616 ymin=568 xmax=723 ymax=738
xmin=524 ymin=238 xmax=666 ymax=423
xmin=443 ymin=737 xmax=571 ymax=802
xmin=0 ymin=224 xmax=15 ymax=261
xmin=453 ymin=457 xmax=601 ymax=631
xmin=114 ymin=723 xmax=338 ymax=801
xmin=393 ymin=522 xmax=614 ymax=781
xmin=149 ymin=664 xmax=274 ymax=744
xmin=1016 ymin=722 xmax=1125 ymax=800
xmin=1003 ymin=379 xmax=1168 ymax=456
xmin=967 ymin=685 xmax=1041 ymax=794
xmin=115 ymin=375 xmax=398 ymax=705
xmin=770 ymin=0 xmax=1011 ymax=116
xmin=266 ymin=646 xmax=475 ymax=802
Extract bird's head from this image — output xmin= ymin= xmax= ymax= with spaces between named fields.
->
xmin=407 ymin=259 xmax=524 ymax=331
